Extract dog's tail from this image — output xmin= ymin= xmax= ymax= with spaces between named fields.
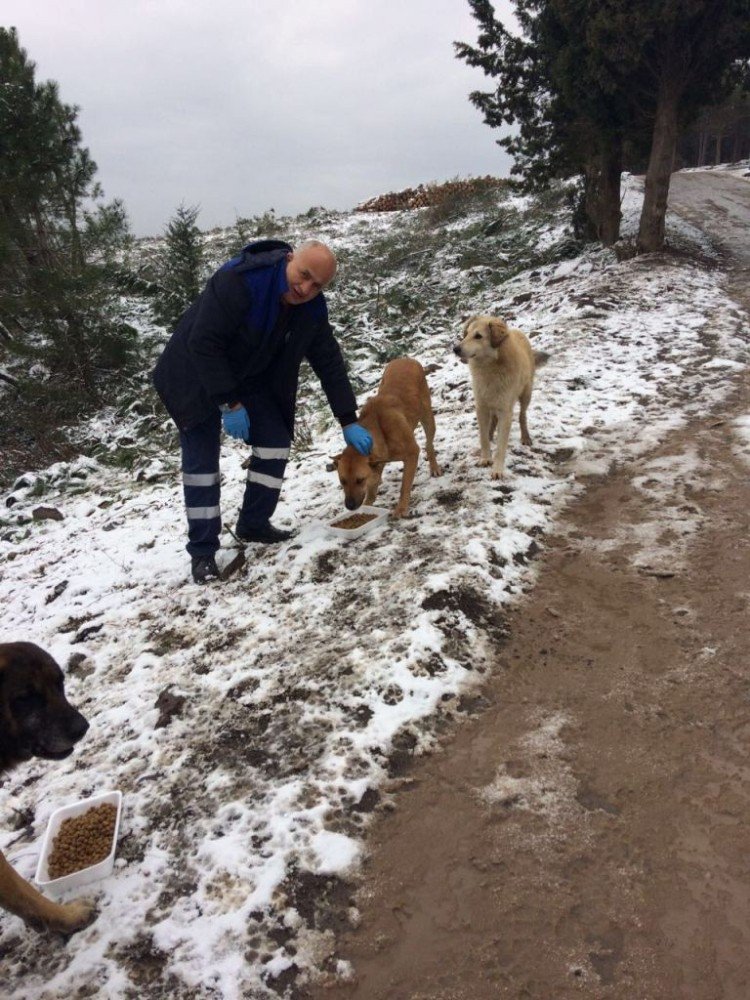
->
xmin=533 ymin=350 xmax=551 ymax=369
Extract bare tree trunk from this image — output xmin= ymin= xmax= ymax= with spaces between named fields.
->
xmin=583 ymin=140 xmax=623 ymax=246
xmin=714 ymin=131 xmax=724 ymax=165
xmin=599 ymin=143 xmax=623 ymax=246
xmin=698 ymin=130 xmax=708 ymax=166
xmin=637 ymin=79 xmax=682 ymax=253
xmin=731 ymin=127 xmax=741 ymax=163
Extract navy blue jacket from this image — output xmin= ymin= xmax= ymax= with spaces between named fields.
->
xmin=152 ymin=240 xmax=358 ymax=435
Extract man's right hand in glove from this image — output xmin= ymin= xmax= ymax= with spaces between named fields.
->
xmin=221 ymin=404 xmax=251 ymax=442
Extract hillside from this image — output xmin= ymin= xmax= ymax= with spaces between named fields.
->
xmin=1 ymin=175 xmax=748 ymax=998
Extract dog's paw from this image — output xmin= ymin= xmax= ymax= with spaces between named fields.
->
xmin=477 ymin=457 xmax=492 ymax=468
xmin=391 ymin=505 xmax=409 ymax=519
xmin=429 ymin=464 xmax=443 ymax=478
xmin=490 ymin=468 xmax=505 ymax=481
xmin=51 ymin=898 xmax=97 ymax=936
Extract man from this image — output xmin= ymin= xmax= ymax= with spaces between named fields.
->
xmin=152 ymin=238 xmax=372 ymax=583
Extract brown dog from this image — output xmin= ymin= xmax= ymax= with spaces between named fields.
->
xmin=454 ymin=315 xmax=546 ymax=479
xmin=332 ymin=357 xmax=442 ymax=517
xmin=1 ymin=641 xmax=95 ymax=935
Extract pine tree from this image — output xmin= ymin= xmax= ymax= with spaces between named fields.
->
xmin=456 ymin=1 xmax=750 ymax=252
xmin=0 ymin=28 xmax=74 ymax=323
xmin=455 ymin=0 xmax=640 ymax=244
xmin=628 ymin=1 xmax=750 ymax=251
xmin=152 ymin=203 xmax=205 ymax=330
xmin=0 ymin=27 xmax=135 ymax=410
xmin=685 ymin=87 xmax=750 ymax=166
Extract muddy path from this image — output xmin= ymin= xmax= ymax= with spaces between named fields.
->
xmin=308 ymin=173 xmax=750 ymax=999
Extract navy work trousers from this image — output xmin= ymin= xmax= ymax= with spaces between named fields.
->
xmin=178 ymin=394 xmax=291 ymax=557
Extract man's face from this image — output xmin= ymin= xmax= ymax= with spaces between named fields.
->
xmin=283 ymin=245 xmax=336 ymax=305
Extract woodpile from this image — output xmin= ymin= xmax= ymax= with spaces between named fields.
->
xmin=354 ymin=176 xmax=506 ymax=213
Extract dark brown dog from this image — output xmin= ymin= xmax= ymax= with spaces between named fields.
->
xmin=1 ymin=641 xmax=94 ymax=934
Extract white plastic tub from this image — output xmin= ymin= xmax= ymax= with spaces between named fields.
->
xmin=35 ymin=790 xmax=122 ymax=897
xmin=325 ymin=505 xmax=389 ymax=540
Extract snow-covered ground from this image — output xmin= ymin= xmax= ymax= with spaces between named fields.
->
xmin=1 ymin=181 xmax=748 ymax=998
xmin=681 ymin=157 xmax=750 ymax=182
xmin=733 ymin=413 xmax=750 ymax=466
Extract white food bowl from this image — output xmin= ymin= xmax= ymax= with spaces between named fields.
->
xmin=34 ymin=790 xmax=123 ymax=897
xmin=325 ymin=505 xmax=390 ymax=540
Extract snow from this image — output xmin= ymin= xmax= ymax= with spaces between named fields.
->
xmin=681 ymin=158 xmax=750 ymax=183
xmin=732 ymin=413 xmax=750 ymax=467
xmin=1 ymin=181 xmax=748 ymax=997
xmin=477 ymin=711 xmax=576 ymax=833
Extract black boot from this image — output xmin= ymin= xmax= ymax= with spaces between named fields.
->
xmin=236 ymin=522 xmax=294 ymax=544
xmin=191 ymin=554 xmax=220 ymax=583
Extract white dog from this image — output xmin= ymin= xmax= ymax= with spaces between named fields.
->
xmin=454 ymin=315 xmax=546 ymax=479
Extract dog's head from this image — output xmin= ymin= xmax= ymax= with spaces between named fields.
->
xmin=330 ymin=449 xmax=386 ymax=510
xmin=0 ymin=642 xmax=89 ymax=769
xmin=453 ymin=315 xmax=510 ymax=363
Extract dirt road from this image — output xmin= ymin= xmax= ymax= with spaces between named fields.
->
xmin=308 ymin=172 xmax=750 ymax=1000
xmin=668 ymin=170 xmax=750 ymax=268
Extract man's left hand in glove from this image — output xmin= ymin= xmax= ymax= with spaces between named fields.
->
xmin=343 ymin=423 xmax=373 ymax=455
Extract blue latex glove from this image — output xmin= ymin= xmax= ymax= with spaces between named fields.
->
xmin=222 ymin=405 xmax=251 ymax=441
xmin=343 ymin=423 xmax=372 ymax=455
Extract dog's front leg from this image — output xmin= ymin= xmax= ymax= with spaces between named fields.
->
xmin=393 ymin=448 xmax=419 ymax=518
xmin=365 ymin=464 xmax=384 ymax=505
xmin=491 ymin=409 xmax=513 ymax=480
xmin=476 ymin=404 xmax=493 ymax=467
xmin=0 ymin=850 xmax=96 ymax=935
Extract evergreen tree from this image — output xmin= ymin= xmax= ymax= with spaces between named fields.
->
xmin=683 ymin=87 xmax=750 ymax=166
xmin=0 ymin=27 xmax=136 ymax=411
xmin=626 ymin=1 xmax=750 ymax=251
xmin=455 ymin=0 xmax=640 ymax=244
xmin=456 ymin=1 xmax=750 ymax=252
xmin=151 ymin=203 xmax=205 ymax=330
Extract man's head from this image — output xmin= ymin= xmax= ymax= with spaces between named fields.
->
xmin=283 ymin=240 xmax=337 ymax=305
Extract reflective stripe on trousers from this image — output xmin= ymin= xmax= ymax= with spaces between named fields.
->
xmin=178 ymin=395 xmax=292 ymax=557
xmin=179 ymin=411 xmax=222 ymax=558
xmin=236 ymin=434 xmax=291 ymax=534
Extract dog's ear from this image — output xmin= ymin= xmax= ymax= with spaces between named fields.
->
xmin=462 ymin=315 xmax=476 ymax=337
xmin=327 ymin=454 xmax=341 ymax=472
xmin=368 ymin=457 xmax=386 ymax=471
xmin=488 ymin=318 xmax=510 ymax=348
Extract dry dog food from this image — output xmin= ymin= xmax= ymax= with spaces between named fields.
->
xmin=47 ymin=803 xmax=118 ymax=879
xmin=330 ymin=513 xmax=378 ymax=530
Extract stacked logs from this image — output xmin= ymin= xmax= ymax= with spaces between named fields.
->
xmin=354 ymin=176 xmax=506 ymax=213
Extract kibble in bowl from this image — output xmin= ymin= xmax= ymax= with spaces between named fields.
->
xmin=330 ymin=512 xmax=378 ymax=530
xmin=47 ymin=803 xmax=118 ymax=880
xmin=35 ymin=790 xmax=123 ymax=894
xmin=325 ymin=505 xmax=389 ymax=540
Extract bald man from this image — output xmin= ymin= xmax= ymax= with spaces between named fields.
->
xmin=153 ymin=238 xmax=372 ymax=582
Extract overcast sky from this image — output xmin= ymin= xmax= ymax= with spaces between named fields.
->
xmin=5 ymin=1 xmax=515 ymax=236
